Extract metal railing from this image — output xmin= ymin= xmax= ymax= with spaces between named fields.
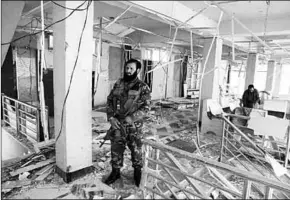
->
xmin=2 ymin=94 xmax=49 ymax=143
xmin=140 ymin=139 xmax=290 ymax=199
xmin=219 ymin=114 xmax=290 ymax=198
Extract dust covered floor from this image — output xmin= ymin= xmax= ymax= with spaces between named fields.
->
xmin=4 ymin=98 xmax=288 ymax=199
xmin=1 ymin=97 xmax=216 ymax=199
xmin=1 ymin=98 xmax=223 ymax=199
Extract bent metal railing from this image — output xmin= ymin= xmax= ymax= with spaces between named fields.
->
xmin=2 ymin=94 xmax=49 ymax=143
xmin=219 ymin=113 xmax=290 ymax=199
xmin=140 ymin=139 xmax=290 ymax=199
xmin=221 ymin=113 xmax=290 ymax=168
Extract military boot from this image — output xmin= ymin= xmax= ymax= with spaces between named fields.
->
xmin=104 ymin=168 xmax=121 ymax=185
xmin=134 ymin=167 xmax=142 ymax=187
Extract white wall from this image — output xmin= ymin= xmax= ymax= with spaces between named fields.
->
xmin=151 ymin=54 xmax=182 ymax=100
xmin=151 ymin=63 xmax=167 ymax=100
xmin=93 ymin=42 xmax=111 ymax=106
xmin=279 ymin=64 xmax=290 ymax=95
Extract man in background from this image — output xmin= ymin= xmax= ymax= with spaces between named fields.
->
xmin=242 ymin=84 xmax=260 ymax=108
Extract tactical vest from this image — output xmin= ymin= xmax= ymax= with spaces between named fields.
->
xmin=112 ymin=79 xmax=142 ymax=119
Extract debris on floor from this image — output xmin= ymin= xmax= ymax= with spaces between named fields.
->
xmin=2 ymin=98 xmax=200 ymax=199
xmin=3 ymin=97 xmax=289 ymax=199
xmin=1 ymin=141 xmax=56 ymax=199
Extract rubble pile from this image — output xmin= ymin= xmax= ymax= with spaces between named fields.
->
xmin=1 ymin=143 xmax=56 ymax=199
xmin=1 ymin=97 xmax=209 ymax=199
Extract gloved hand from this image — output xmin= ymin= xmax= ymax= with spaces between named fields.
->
xmin=109 ymin=117 xmax=121 ymax=129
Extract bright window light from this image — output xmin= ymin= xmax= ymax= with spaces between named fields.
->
xmin=279 ymin=64 xmax=290 ymax=95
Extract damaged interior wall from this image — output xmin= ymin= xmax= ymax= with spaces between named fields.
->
xmin=125 ymin=30 xmax=190 ymax=100
xmin=150 ymin=54 xmax=183 ymax=100
xmin=93 ymin=32 xmax=188 ymax=104
xmin=6 ymin=29 xmax=192 ymax=110
xmin=7 ymin=31 xmax=54 ymax=106
xmin=9 ymin=32 xmax=38 ymax=103
xmin=93 ymin=41 xmax=110 ymax=106
xmin=93 ymin=41 xmax=126 ymax=106
xmin=1 ymin=46 xmax=17 ymax=100
xmin=15 ymin=47 xmax=37 ymax=102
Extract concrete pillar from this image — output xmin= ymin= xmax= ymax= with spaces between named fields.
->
xmin=244 ymin=53 xmax=258 ymax=90
xmin=273 ymin=63 xmax=282 ymax=97
xmin=200 ymin=37 xmax=223 ymax=101
xmin=265 ymin=60 xmax=275 ymax=92
xmin=200 ymin=38 xmax=223 ymax=136
xmin=1 ymin=1 xmax=25 ymax=66
xmin=53 ymin=1 xmax=94 ymax=182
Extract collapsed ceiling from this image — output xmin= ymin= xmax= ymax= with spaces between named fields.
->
xmin=14 ymin=1 xmax=290 ymax=62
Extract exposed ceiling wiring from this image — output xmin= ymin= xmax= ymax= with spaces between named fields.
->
xmin=93 ymin=16 xmax=139 ymax=27
xmin=1 ymin=0 xmax=92 ymax=46
xmin=51 ymin=0 xmax=88 ymax=11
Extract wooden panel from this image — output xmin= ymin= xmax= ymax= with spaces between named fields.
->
xmin=10 ymin=157 xmax=56 ymax=176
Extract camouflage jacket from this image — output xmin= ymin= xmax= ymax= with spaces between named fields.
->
xmin=106 ymin=77 xmax=151 ymax=121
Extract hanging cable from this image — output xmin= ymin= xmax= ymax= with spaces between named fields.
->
xmin=1 ymin=0 xmax=92 ymax=46
xmin=51 ymin=0 xmax=88 ymax=11
xmin=15 ymin=18 xmax=40 ymax=56
xmin=55 ymin=1 xmax=92 ymax=143
xmin=17 ymin=18 xmax=37 ymax=30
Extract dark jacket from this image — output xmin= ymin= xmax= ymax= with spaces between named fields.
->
xmin=242 ymin=89 xmax=260 ymax=108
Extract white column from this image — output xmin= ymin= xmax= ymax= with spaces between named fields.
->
xmin=200 ymin=37 xmax=223 ymax=101
xmin=53 ymin=1 xmax=94 ymax=182
xmin=244 ymin=53 xmax=258 ymax=90
xmin=273 ymin=63 xmax=282 ymax=97
xmin=200 ymin=38 xmax=223 ymax=136
xmin=265 ymin=60 xmax=275 ymax=93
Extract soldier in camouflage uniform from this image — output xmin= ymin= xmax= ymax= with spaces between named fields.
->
xmin=104 ymin=59 xmax=151 ymax=187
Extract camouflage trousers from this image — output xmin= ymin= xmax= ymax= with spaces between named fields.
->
xmin=110 ymin=125 xmax=143 ymax=169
